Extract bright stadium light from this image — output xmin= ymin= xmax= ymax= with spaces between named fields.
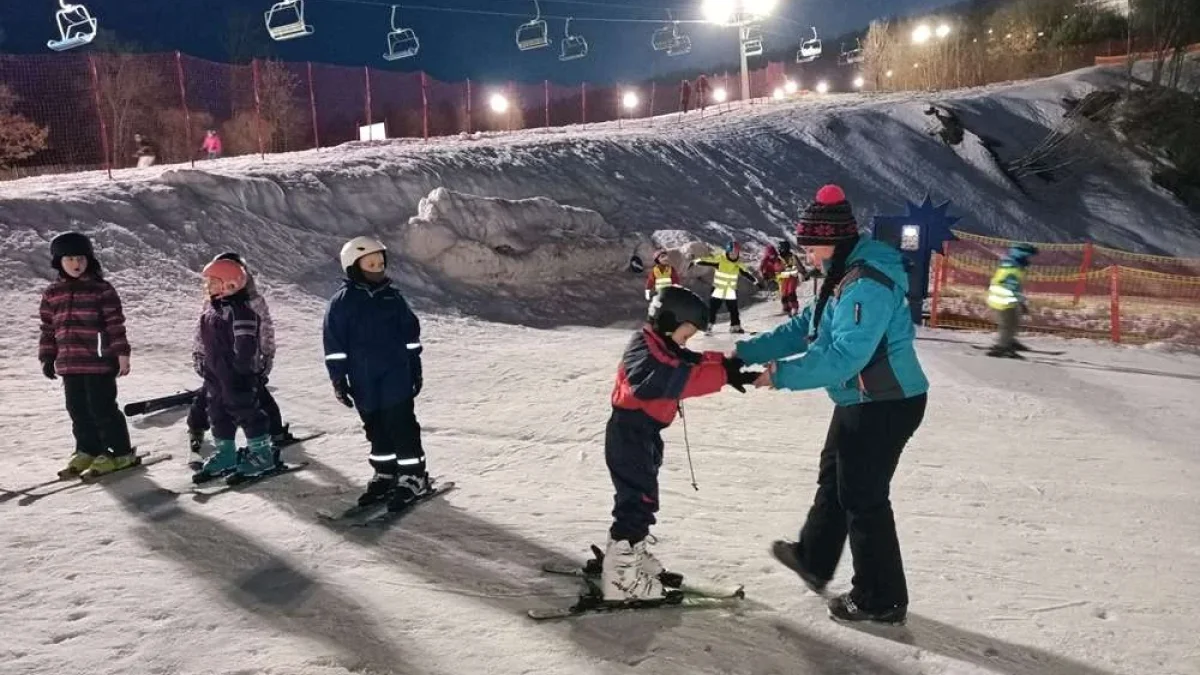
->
xmin=784 ymin=79 xmax=798 ymax=94
xmin=702 ymin=0 xmax=737 ymax=24
xmin=815 ymin=80 xmax=829 ymax=94
xmin=745 ymin=0 xmax=778 ymax=17
xmin=912 ymin=24 xmax=932 ymax=44
xmin=885 ymin=69 xmax=894 ymax=78
xmin=622 ymin=91 xmax=639 ymax=109
xmin=936 ymin=23 xmax=952 ymax=39
xmin=488 ymin=93 xmax=509 ymax=114
xmin=852 ymin=76 xmax=865 ymax=89
xmin=713 ymin=86 xmax=728 ymax=102
xmin=772 ymin=87 xmax=784 ymax=100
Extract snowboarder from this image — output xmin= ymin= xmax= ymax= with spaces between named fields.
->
xmin=187 ymin=252 xmax=290 ymax=469
xmin=734 ymin=184 xmax=930 ymax=625
xmin=133 ymin=133 xmax=157 ymax=168
xmin=985 ymin=243 xmax=1038 ymax=358
xmin=776 ymin=240 xmax=803 ymax=317
xmin=602 ymin=285 xmax=758 ymax=602
xmin=323 ymin=236 xmax=429 ymax=511
xmin=644 ymin=249 xmax=680 ymax=302
xmin=692 ymin=241 xmax=759 ymax=334
xmin=190 ymin=258 xmax=275 ymax=483
xmin=40 ymin=232 xmax=137 ymax=480
xmin=200 ymin=129 xmax=223 ymax=160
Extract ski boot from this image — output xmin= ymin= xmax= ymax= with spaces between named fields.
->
xmin=601 ymin=537 xmax=668 ymax=601
xmin=58 ymin=452 xmax=96 ymax=480
xmin=187 ymin=429 xmax=206 ymax=470
xmin=985 ymin=345 xmax=1024 ymax=359
xmin=357 ymin=472 xmax=398 ymax=508
xmin=192 ymin=439 xmax=238 ymax=484
xmin=271 ymin=424 xmax=297 ymax=448
xmin=231 ymin=435 xmax=277 ymax=480
xmin=385 ymin=473 xmax=431 ymax=512
xmin=729 ymin=325 xmax=746 ymax=335
xmin=826 ymin=593 xmax=907 ymax=626
xmin=80 ymin=453 xmax=140 ymax=480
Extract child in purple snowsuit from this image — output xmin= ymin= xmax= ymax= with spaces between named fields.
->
xmin=191 ymin=258 xmax=273 ymax=483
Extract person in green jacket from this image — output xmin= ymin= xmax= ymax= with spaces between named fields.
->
xmin=735 ymin=184 xmax=929 ymax=625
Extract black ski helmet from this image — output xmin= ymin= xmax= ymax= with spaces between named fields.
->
xmin=648 ymin=285 xmax=710 ymax=334
xmin=50 ymin=232 xmax=95 ymax=271
xmin=778 ymin=239 xmax=792 ymax=256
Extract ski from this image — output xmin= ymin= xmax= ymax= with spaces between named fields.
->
xmin=189 ymin=462 xmax=310 ymax=501
xmin=349 ymin=480 xmax=456 ymax=528
xmin=527 ymin=588 xmax=745 ymax=621
xmin=541 ymin=545 xmax=742 ymax=598
xmin=13 ymin=451 xmax=172 ymax=506
xmin=971 ymin=344 xmax=1065 ymax=356
xmin=316 ymin=498 xmax=391 ymax=523
xmin=272 ymin=431 xmax=325 ymax=449
xmin=123 ymin=389 xmax=201 ymax=417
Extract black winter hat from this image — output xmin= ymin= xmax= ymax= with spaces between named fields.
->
xmin=50 ymin=232 xmax=96 ymax=271
xmin=648 ymin=285 xmax=710 ymax=334
xmin=795 ymin=184 xmax=859 ymax=246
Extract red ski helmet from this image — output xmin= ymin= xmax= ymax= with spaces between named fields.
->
xmin=201 ymin=258 xmax=248 ymax=298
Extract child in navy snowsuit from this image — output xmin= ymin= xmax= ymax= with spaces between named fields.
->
xmin=323 ymin=236 xmax=428 ymax=511
xmin=191 ymin=258 xmax=273 ymax=483
xmin=600 ymin=285 xmax=758 ymax=602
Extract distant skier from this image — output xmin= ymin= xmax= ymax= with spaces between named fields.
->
xmin=40 ymin=232 xmax=137 ymax=480
xmin=696 ymin=74 xmax=710 ymax=110
xmin=759 ymin=244 xmax=782 ymax=296
xmin=680 ymin=79 xmax=692 ymax=113
xmin=133 ymin=133 xmax=157 ymax=168
xmin=190 ymin=258 xmax=275 ymax=483
xmin=985 ymin=243 xmax=1038 ymax=358
xmin=644 ymin=249 xmax=680 ymax=302
xmin=735 ymin=184 xmax=929 ymax=625
xmin=323 ymin=236 xmax=429 ymax=511
xmin=601 ymin=285 xmax=758 ymax=602
xmin=187 ymin=252 xmax=291 ymax=469
xmin=776 ymin=240 xmax=803 ymax=317
xmin=692 ymin=241 xmax=759 ymax=334
xmin=200 ymin=129 xmax=223 ymax=160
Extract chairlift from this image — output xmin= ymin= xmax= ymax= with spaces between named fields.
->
xmin=666 ymin=34 xmax=692 ymax=57
xmin=47 ymin=0 xmax=97 ymax=52
xmin=838 ymin=38 xmax=864 ymax=66
xmin=383 ymin=6 xmax=419 ymax=60
xmin=264 ymin=0 xmax=313 ymax=42
xmin=559 ymin=18 xmax=588 ymax=62
xmin=797 ymin=26 xmax=822 ymax=63
xmin=515 ymin=0 xmax=550 ymax=51
xmin=742 ymin=24 xmax=763 ymax=57
xmin=651 ymin=9 xmax=679 ymax=52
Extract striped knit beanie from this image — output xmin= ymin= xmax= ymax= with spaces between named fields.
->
xmin=795 ymin=184 xmax=859 ymax=246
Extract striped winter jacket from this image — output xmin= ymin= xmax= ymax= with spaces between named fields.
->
xmin=38 ymin=274 xmax=130 ymax=376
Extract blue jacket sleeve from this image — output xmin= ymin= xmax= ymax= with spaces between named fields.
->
xmin=323 ymin=293 xmax=350 ymax=382
xmin=771 ymin=278 xmax=893 ymax=391
xmin=734 ymin=304 xmax=813 ymax=364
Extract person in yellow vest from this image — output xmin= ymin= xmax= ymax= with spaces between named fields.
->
xmin=693 ymin=241 xmax=760 ymax=334
xmin=985 ymin=243 xmax=1038 ymax=358
xmin=644 ymin=250 xmax=680 ymax=301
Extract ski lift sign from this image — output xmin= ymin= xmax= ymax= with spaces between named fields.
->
xmin=871 ymin=195 xmax=961 ymax=324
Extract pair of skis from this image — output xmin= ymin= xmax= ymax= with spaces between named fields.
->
xmin=1 ymin=450 xmax=174 ymax=506
xmin=529 ymin=544 xmax=746 ymax=621
xmin=317 ymin=477 xmax=456 ymax=528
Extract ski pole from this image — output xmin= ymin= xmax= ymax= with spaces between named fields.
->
xmin=678 ymin=403 xmax=699 ymax=491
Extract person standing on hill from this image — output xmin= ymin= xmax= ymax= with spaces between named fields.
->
xmin=644 ymin=249 xmax=680 ymax=302
xmin=200 ymin=130 xmax=223 ymax=160
xmin=985 ymin=243 xmax=1038 ymax=358
xmin=734 ymin=185 xmax=929 ymax=625
xmin=692 ymin=241 xmax=759 ymax=334
xmin=133 ymin=133 xmax=158 ymax=168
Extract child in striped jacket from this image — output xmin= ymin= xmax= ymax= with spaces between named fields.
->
xmin=39 ymin=232 xmax=137 ymax=479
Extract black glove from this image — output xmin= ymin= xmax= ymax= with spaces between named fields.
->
xmin=41 ymin=360 xmax=56 ymax=380
xmin=332 ymin=376 xmax=355 ymax=408
xmin=722 ymin=357 xmax=751 ymax=393
xmin=412 ymin=371 xmax=423 ymax=398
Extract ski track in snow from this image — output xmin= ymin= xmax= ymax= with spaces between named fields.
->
xmin=2 ymin=286 xmax=1199 ymax=675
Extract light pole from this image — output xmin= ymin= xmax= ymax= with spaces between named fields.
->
xmin=702 ymin=0 xmax=776 ymax=102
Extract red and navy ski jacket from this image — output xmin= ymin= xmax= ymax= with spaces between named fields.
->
xmin=38 ymin=274 xmax=130 ymax=376
xmin=610 ymin=326 xmax=728 ymax=427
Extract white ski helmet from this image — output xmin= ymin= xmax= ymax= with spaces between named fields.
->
xmin=339 ymin=236 xmax=387 ymax=275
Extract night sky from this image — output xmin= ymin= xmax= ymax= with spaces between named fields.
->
xmin=4 ymin=0 xmax=959 ymax=83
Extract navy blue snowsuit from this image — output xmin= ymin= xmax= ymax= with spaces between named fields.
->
xmin=198 ymin=291 xmax=268 ymax=440
xmin=323 ymin=278 xmax=425 ymax=477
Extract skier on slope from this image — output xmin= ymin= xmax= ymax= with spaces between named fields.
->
xmin=692 ymin=241 xmax=760 ymax=334
xmin=323 ymin=236 xmax=430 ymax=511
xmin=40 ymin=232 xmax=138 ymax=480
xmin=644 ymin=249 xmax=680 ymax=302
xmin=187 ymin=252 xmax=293 ymax=470
xmin=734 ymin=185 xmax=929 ymax=625
xmin=601 ymin=285 xmax=760 ymax=602
xmin=190 ymin=258 xmax=276 ymax=483
xmin=985 ymin=243 xmax=1038 ymax=358
xmin=759 ymin=244 xmax=782 ymax=296
xmin=775 ymin=240 xmax=804 ymax=317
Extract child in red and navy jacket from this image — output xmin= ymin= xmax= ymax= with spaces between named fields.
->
xmin=601 ymin=285 xmax=759 ymax=603
xmin=39 ymin=232 xmax=136 ymax=479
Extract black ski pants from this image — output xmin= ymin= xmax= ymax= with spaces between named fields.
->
xmin=62 ymin=373 xmax=133 ymax=457
xmin=708 ymin=297 xmax=741 ymax=329
xmin=795 ymin=394 xmax=927 ymax=610
xmin=360 ymin=398 xmax=425 ymax=478
xmin=188 ymin=376 xmax=283 ymax=436
xmin=605 ymin=409 xmax=662 ymax=544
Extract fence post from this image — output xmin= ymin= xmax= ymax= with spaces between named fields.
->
xmin=1109 ymin=265 xmax=1121 ymax=343
xmin=251 ymin=59 xmax=265 ymax=159
xmin=421 ymin=71 xmax=429 ymax=140
xmin=465 ymin=79 xmax=472 ymax=134
xmin=1073 ymin=242 xmax=1093 ymax=306
xmin=87 ymin=55 xmax=112 ymax=179
xmin=364 ymin=66 xmax=372 ymax=128
xmin=307 ymin=62 xmax=320 ymax=148
xmin=650 ymin=81 xmax=656 ymax=118
xmin=930 ymin=253 xmax=944 ymax=328
xmin=581 ymin=82 xmax=587 ymax=123
xmin=507 ymin=80 xmax=515 ymax=131
xmin=174 ymin=51 xmax=193 ymax=167
xmin=544 ymin=79 xmax=550 ymax=128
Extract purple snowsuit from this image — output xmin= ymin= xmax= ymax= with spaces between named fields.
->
xmin=196 ymin=292 xmax=268 ymax=440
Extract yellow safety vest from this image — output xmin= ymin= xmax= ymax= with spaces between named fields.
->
xmin=699 ymin=254 xmax=750 ymax=300
xmin=986 ymin=267 xmax=1023 ymax=311
xmin=777 ymin=254 xmax=800 ymax=282
xmin=651 ymin=265 xmax=674 ymax=291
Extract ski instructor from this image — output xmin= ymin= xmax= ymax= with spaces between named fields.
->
xmin=732 ymin=184 xmax=929 ymax=625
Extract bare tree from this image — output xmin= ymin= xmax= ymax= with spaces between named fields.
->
xmin=1131 ymin=0 xmax=1200 ymax=86
xmin=0 ymin=85 xmax=49 ymax=169
xmin=256 ymin=59 xmax=303 ymax=152
xmin=92 ymin=53 xmax=169 ymax=166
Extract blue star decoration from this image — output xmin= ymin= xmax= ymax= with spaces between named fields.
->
xmin=870 ymin=195 xmax=963 ymax=323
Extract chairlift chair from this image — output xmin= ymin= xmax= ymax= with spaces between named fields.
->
xmin=797 ymin=26 xmax=822 ymax=63
xmin=666 ymin=34 xmax=692 ymax=57
xmin=264 ymin=0 xmax=313 ymax=42
xmin=47 ymin=0 xmax=98 ymax=52
xmin=559 ymin=18 xmax=588 ymax=61
xmin=742 ymin=38 xmax=764 ymax=57
xmin=383 ymin=6 xmax=419 ymax=60
xmin=516 ymin=0 xmax=550 ymax=51
xmin=838 ymin=39 xmax=864 ymax=66
xmin=652 ymin=10 xmax=679 ymax=52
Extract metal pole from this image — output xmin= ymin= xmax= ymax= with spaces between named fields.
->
xmin=307 ymin=62 xmax=320 ymax=148
xmin=739 ymin=23 xmax=750 ymax=102
xmin=421 ymin=71 xmax=429 ymax=139
xmin=252 ymin=59 xmax=265 ymax=159
xmin=465 ymin=79 xmax=472 ymax=134
xmin=174 ymin=51 xmax=193 ymax=167
xmin=88 ymin=56 xmax=112 ymax=179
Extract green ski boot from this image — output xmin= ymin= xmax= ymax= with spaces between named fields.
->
xmin=58 ymin=453 xmax=96 ymax=480
xmin=233 ymin=435 xmax=277 ymax=479
xmin=192 ymin=439 xmax=238 ymax=484
xmin=79 ymin=453 xmax=141 ymax=480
